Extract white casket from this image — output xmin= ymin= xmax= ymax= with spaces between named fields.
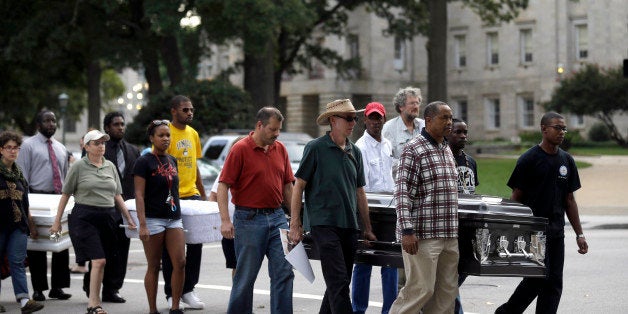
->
xmin=123 ymin=199 xmax=222 ymax=244
xmin=27 ymin=194 xmax=74 ymax=252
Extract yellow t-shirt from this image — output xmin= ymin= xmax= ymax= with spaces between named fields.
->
xmin=167 ymin=123 xmax=202 ymax=198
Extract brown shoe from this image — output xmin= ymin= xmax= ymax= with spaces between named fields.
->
xmin=21 ymin=299 xmax=44 ymax=314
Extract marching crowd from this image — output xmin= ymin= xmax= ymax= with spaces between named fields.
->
xmin=0 ymin=88 xmax=588 ymax=314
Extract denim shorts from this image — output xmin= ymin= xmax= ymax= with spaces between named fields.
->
xmin=145 ymin=217 xmax=183 ymax=235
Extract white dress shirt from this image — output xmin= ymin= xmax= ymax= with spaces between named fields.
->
xmin=355 ymin=130 xmax=395 ymax=193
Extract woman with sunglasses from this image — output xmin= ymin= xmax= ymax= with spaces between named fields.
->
xmin=0 ymin=131 xmax=44 ymax=313
xmin=51 ymin=130 xmax=136 ymax=314
xmin=133 ymin=120 xmax=185 ymax=314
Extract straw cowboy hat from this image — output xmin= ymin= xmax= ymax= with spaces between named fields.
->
xmin=316 ymin=99 xmax=365 ymax=125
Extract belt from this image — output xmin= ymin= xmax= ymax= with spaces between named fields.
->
xmin=30 ymin=189 xmax=56 ymax=194
xmin=235 ymin=205 xmax=279 ymax=215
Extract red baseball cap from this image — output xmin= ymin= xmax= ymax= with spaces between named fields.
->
xmin=364 ymin=102 xmax=386 ymax=118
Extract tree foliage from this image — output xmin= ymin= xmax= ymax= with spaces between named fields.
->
xmin=125 ymin=78 xmax=253 ymax=145
xmin=1 ymin=0 xmax=530 ymax=137
xmin=545 ymin=64 xmax=628 ymax=147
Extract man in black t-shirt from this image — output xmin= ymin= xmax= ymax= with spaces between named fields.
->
xmin=447 ymin=118 xmax=479 ymax=194
xmin=496 ymin=112 xmax=588 ymax=314
xmin=447 ymin=118 xmax=479 ymax=314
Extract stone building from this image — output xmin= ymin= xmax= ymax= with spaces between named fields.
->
xmin=275 ymin=0 xmax=628 ymax=141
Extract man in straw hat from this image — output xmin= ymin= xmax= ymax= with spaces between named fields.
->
xmin=290 ymin=99 xmax=377 ymax=313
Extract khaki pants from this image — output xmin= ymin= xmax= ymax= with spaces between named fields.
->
xmin=390 ymin=238 xmax=459 ymax=314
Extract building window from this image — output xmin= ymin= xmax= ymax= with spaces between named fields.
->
xmin=348 ymin=34 xmax=359 ymax=59
xmin=454 ymin=34 xmax=467 ymax=68
xmin=519 ymin=29 xmax=533 ymax=64
xmin=347 ymin=34 xmax=360 ymax=78
xmin=484 ymin=97 xmax=500 ymax=129
xmin=64 ymin=117 xmax=77 ymax=133
xmin=575 ymin=23 xmax=588 ymax=60
xmin=570 ymin=114 xmax=585 ymax=127
xmin=452 ymin=99 xmax=468 ymax=122
xmin=393 ymin=36 xmax=406 ymax=71
xmin=486 ymin=32 xmax=499 ymax=66
xmin=518 ymin=96 xmax=535 ymax=128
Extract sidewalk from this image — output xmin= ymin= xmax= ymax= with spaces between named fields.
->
xmin=573 ymin=155 xmax=628 ymax=215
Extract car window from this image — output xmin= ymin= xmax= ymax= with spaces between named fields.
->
xmin=204 ymin=139 xmax=228 ymax=159
xmin=285 ymin=142 xmax=306 ymax=163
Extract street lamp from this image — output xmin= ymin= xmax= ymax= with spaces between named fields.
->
xmin=58 ymin=93 xmax=68 ymax=145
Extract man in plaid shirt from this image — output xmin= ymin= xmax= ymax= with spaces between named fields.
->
xmin=389 ymin=101 xmax=459 ymax=314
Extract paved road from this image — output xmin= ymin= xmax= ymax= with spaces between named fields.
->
xmin=1 ymin=156 xmax=625 ymax=313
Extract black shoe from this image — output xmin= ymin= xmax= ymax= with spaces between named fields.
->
xmin=169 ymin=309 xmax=184 ymax=314
xmin=48 ymin=288 xmax=72 ymax=300
xmin=31 ymin=291 xmax=45 ymax=302
xmin=102 ymin=291 xmax=126 ymax=303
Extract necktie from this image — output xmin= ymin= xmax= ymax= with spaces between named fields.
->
xmin=47 ymin=139 xmax=63 ymax=194
xmin=117 ymin=142 xmax=126 ymax=178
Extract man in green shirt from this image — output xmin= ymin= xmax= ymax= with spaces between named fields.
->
xmin=290 ymin=99 xmax=376 ymax=313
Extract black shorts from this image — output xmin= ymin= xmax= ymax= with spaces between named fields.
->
xmin=68 ymin=204 xmax=117 ymax=264
xmin=221 ymin=237 xmax=237 ymax=269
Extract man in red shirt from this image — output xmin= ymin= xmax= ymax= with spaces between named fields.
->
xmin=217 ymin=107 xmax=295 ymax=314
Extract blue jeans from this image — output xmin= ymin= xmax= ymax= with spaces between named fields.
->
xmin=352 ymin=264 xmax=398 ymax=314
xmin=455 ymin=274 xmax=468 ymax=314
xmin=0 ymin=228 xmax=29 ymax=301
xmin=227 ymin=207 xmax=294 ymax=314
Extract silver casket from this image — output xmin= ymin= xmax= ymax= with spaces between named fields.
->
xmin=303 ymin=192 xmax=548 ymax=278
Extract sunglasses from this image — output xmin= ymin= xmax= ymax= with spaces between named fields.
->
xmin=334 ymin=115 xmax=359 ymax=122
xmin=546 ymin=124 xmax=568 ymax=132
xmin=453 ymin=129 xmax=468 ymax=135
xmin=152 ymin=119 xmax=170 ymax=126
xmin=181 ymin=107 xmax=195 ymax=113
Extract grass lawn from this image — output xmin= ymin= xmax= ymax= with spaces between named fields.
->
xmin=475 ymin=157 xmax=591 ymax=198
xmin=499 ymin=142 xmax=628 ymax=157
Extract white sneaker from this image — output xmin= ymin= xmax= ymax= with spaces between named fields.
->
xmin=167 ymin=296 xmax=185 ymax=310
xmin=181 ymin=291 xmax=205 ymax=309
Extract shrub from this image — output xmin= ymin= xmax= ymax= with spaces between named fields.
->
xmin=588 ymin=123 xmax=611 ymax=142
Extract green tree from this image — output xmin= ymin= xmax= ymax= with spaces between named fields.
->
xmin=125 ymin=78 xmax=252 ymax=145
xmin=545 ymin=63 xmax=628 ymax=147
xmin=190 ymin=0 xmax=531 ymax=107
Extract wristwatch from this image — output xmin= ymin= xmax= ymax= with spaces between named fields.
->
xmin=577 ymin=234 xmax=585 ymax=239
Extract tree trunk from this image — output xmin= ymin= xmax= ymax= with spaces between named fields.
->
xmin=87 ymin=60 xmax=102 ymax=129
xmin=244 ymin=40 xmax=276 ymax=110
xmin=141 ymin=40 xmax=163 ymax=95
xmin=130 ymin=0 xmax=162 ymax=95
xmin=598 ymin=112 xmax=628 ymax=147
xmin=161 ymin=34 xmax=184 ymax=87
xmin=427 ymin=0 xmax=448 ymax=103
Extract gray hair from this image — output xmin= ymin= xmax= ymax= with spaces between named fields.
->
xmin=393 ymin=86 xmax=422 ymax=113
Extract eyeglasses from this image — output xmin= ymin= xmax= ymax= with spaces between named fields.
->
xmin=181 ymin=107 xmax=195 ymax=113
xmin=334 ymin=115 xmax=359 ymax=122
xmin=453 ymin=129 xmax=468 ymax=135
xmin=152 ymin=120 xmax=170 ymax=126
xmin=2 ymin=145 xmax=20 ymax=152
xmin=546 ymin=124 xmax=568 ymax=133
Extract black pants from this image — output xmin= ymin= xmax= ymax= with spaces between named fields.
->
xmin=27 ymin=249 xmax=71 ymax=291
xmin=497 ymin=235 xmax=565 ymax=314
xmin=162 ymin=194 xmax=203 ymax=298
xmin=311 ymin=225 xmax=358 ymax=314
xmin=83 ymin=216 xmax=130 ymax=294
